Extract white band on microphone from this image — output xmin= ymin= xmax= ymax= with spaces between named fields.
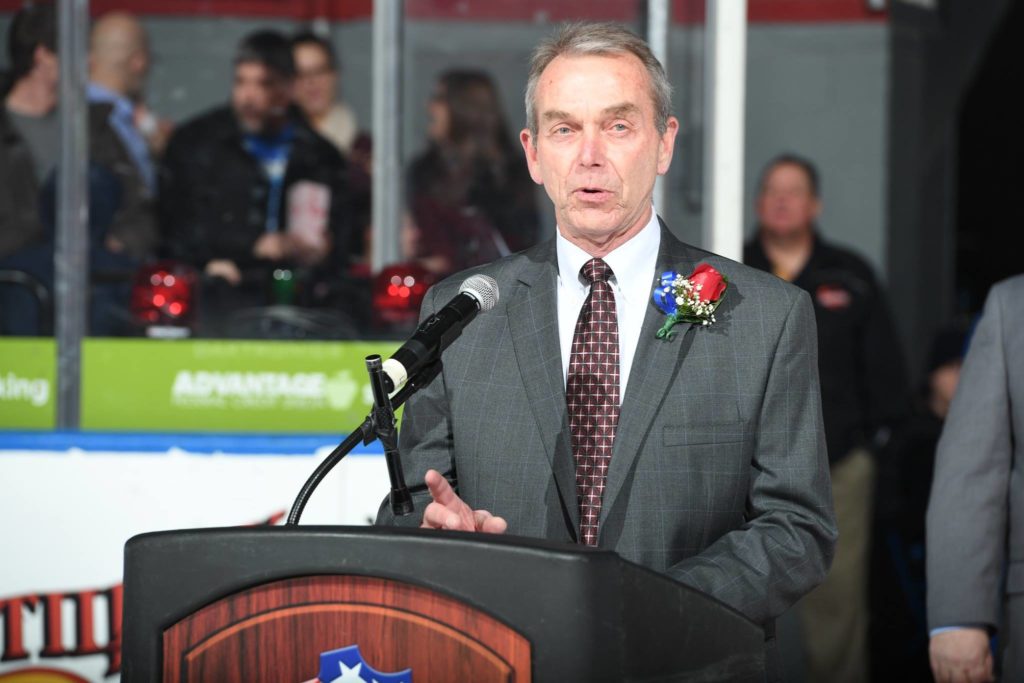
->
xmin=382 ymin=358 xmax=408 ymax=392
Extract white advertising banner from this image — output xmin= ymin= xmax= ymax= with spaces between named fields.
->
xmin=0 ymin=436 xmax=389 ymax=682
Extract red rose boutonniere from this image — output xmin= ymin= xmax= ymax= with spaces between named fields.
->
xmin=652 ymin=263 xmax=729 ymax=340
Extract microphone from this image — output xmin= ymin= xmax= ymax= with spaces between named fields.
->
xmin=382 ymin=274 xmax=499 ymax=393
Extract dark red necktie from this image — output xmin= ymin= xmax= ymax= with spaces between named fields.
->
xmin=567 ymin=258 xmax=620 ymax=546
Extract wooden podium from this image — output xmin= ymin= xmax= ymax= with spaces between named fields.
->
xmin=122 ymin=526 xmax=766 ymax=682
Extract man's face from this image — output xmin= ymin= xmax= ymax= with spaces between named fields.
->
xmin=231 ymin=61 xmax=292 ymax=133
xmin=293 ymin=43 xmax=336 ymax=118
xmin=520 ymin=53 xmax=678 ymax=252
xmin=756 ymin=163 xmax=820 ymax=239
xmin=125 ymin=39 xmax=151 ymax=100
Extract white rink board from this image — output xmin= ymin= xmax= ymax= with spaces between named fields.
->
xmin=0 ymin=439 xmax=390 ymax=682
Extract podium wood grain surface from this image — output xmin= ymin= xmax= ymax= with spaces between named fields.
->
xmin=163 ymin=575 xmax=532 ymax=682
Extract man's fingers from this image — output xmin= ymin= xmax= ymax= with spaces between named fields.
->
xmin=424 ymin=469 xmax=460 ymax=506
xmin=421 ymin=501 xmax=475 ymax=531
xmin=472 ymin=510 xmax=508 ymax=534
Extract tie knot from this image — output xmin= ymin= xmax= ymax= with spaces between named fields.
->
xmin=581 ymin=258 xmax=613 ymax=284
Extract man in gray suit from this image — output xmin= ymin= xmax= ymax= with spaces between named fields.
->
xmin=377 ymin=21 xmax=836 ymax=657
xmin=927 ymin=274 xmax=1024 ymax=683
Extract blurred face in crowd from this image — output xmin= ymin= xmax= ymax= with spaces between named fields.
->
xmin=757 ymin=162 xmax=820 ymax=240
xmin=33 ymin=45 xmax=60 ymax=91
xmin=520 ymin=53 xmax=678 ymax=254
xmin=427 ymin=83 xmax=450 ymax=143
xmin=232 ymin=61 xmax=292 ymax=134
xmin=124 ymin=34 xmax=151 ymax=100
xmin=293 ymin=42 xmax=336 ymax=119
xmin=930 ymin=361 xmax=962 ymax=419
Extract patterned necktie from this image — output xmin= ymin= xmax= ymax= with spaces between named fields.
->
xmin=567 ymin=258 xmax=620 ymax=546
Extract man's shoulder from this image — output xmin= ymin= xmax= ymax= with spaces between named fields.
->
xmin=990 ymin=274 xmax=1024 ymax=301
xmin=814 ymin=237 xmax=880 ymax=282
xmin=169 ymin=106 xmax=236 ymax=147
xmin=292 ymin=119 xmax=347 ymax=169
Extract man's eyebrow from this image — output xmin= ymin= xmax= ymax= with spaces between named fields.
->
xmin=603 ymin=103 xmax=641 ymax=118
xmin=541 ymin=109 xmax=575 ymax=122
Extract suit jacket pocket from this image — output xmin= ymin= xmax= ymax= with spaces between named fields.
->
xmin=663 ymin=422 xmax=747 ymax=446
xmin=662 ymin=398 xmax=747 ymax=446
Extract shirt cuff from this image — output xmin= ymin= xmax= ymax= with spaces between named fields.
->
xmin=929 ymin=626 xmax=982 ymax=637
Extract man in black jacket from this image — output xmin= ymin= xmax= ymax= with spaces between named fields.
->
xmin=159 ymin=30 xmax=351 ymax=313
xmin=745 ymin=153 xmax=910 ymax=683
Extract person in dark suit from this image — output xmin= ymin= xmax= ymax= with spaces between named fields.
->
xmin=158 ymin=30 xmax=351 ymax=312
xmin=927 ymin=275 xmax=1024 ymax=683
xmin=376 ymin=23 xmax=836 ymax=677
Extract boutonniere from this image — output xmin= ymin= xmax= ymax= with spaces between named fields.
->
xmin=652 ymin=263 xmax=729 ymax=339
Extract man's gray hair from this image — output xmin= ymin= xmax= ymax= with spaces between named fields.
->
xmin=524 ymin=22 xmax=673 ymax=140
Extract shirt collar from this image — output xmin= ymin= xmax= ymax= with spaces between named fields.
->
xmin=556 ymin=208 xmax=661 ymax=289
xmin=87 ymin=82 xmax=133 ymax=118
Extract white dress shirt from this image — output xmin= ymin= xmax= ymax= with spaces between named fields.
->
xmin=556 ymin=210 xmax=661 ymax=403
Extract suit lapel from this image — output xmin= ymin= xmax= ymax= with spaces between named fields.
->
xmin=507 ymin=242 xmax=580 ymax=538
xmin=600 ymin=226 xmax=699 ymax=527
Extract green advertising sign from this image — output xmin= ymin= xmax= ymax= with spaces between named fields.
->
xmin=0 ymin=338 xmax=56 ymax=429
xmin=81 ymin=339 xmax=399 ymax=433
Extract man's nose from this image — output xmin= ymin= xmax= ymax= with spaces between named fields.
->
xmin=577 ymin=129 xmax=606 ymax=167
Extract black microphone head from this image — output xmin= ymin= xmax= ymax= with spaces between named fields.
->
xmin=459 ymin=274 xmax=499 ymax=312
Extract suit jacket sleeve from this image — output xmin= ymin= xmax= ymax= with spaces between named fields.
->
xmin=926 ymin=283 xmax=1012 ymax=631
xmin=668 ymin=289 xmax=837 ymax=625
xmin=375 ymin=285 xmax=456 ymax=526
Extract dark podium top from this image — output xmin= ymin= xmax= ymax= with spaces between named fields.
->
xmin=122 ymin=526 xmax=765 ymax=682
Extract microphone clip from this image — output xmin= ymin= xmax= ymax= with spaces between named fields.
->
xmin=366 ymin=354 xmax=415 ymax=516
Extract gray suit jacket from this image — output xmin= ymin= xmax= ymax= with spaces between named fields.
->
xmin=377 ymin=226 xmax=836 ymax=628
xmin=927 ymin=274 xmax=1024 ymax=676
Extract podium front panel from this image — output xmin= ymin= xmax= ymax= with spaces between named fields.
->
xmin=163 ymin=575 xmax=529 ymax=683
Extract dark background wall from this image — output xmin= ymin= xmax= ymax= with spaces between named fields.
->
xmin=887 ymin=0 xmax=1016 ymax=376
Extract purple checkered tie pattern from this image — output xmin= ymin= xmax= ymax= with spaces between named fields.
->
xmin=567 ymin=258 xmax=620 ymax=546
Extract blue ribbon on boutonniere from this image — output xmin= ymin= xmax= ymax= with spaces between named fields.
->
xmin=653 ymin=264 xmax=729 ymax=340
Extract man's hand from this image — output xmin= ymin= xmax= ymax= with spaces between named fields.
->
xmin=253 ymin=233 xmax=288 ymax=261
xmin=930 ymin=628 xmax=994 ymax=683
xmin=204 ymin=259 xmax=242 ymax=285
xmin=420 ymin=469 xmax=507 ymax=533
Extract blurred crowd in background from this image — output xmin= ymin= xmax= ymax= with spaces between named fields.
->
xmin=0 ymin=2 xmax=1016 ymax=681
xmin=0 ymin=3 xmax=544 ymax=339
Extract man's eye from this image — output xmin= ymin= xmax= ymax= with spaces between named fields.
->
xmin=611 ymin=123 xmax=629 ymax=132
xmin=554 ymin=126 xmax=572 ymax=135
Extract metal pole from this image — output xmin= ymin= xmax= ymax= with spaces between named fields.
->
xmin=56 ymin=0 xmax=90 ymax=429
xmin=371 ymin=0 xmax=404 ymax=272
xmin=647 ymin=0 xmax=671 ymax=214
xmin=702 ymin=0 xmax=747 ymax=260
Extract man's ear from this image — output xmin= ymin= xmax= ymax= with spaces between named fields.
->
xmin=520 ymin=128 xmax=544 ymax=185
xmin=34 ymin=45 xmax=58 ymax=75
xmin=657 ymin=116 xmax=680 ymax=176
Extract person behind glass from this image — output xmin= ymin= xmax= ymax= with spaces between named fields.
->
xmin=0 ymin=2 xmax=156 ymax=334
xmin=291 ymin=31 xmax=371 ymax=269
xmin=406 ymin=69 xmax=539 ymax=277
xmin=291 ymin=31 xmax=358 ymax=156
xmin=159 ymin=30 xmax=351 ymax=303
xmin=744 ymin=154 xmax=911 ymax=683
xmin=88 ymin=11 xmax=161 ymax=256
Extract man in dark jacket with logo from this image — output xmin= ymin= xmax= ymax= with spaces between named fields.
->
xmin=745 ymin=153 xmax=910 ymax=683
xmin=159 ymin=30 xmax=351 ymax=315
